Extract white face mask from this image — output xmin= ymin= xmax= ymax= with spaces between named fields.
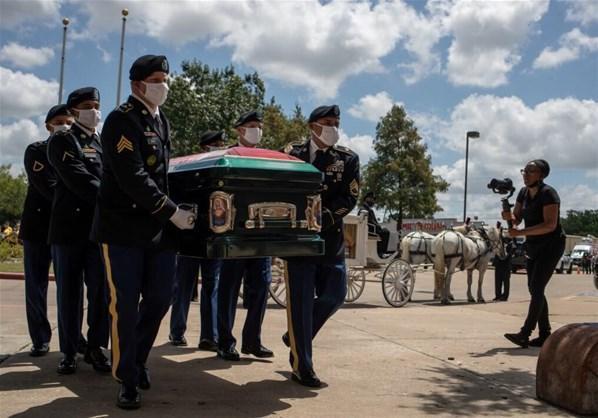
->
xmin=242 ymin=127 xmax=262 ymax=146
xmin=313 ymin=123 xmax=339 ymax=147
xmin=51 ymin=124 xmax=70 ymax=133
xmin=76 ymin=109 xmax=101 ymax=129
xmin=143 ymin=82 xmax=169 ymax=106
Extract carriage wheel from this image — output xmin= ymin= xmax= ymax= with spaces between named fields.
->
xmin=382 ymin=259 xmax=415 ymax=307
xmin=268 ymin=258 xmax=287 ymax=308
xmin=345 ymin=269 xmax=366 ymax=302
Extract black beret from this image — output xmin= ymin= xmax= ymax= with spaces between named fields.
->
xmin=308 ymin=105 xmax=340 ymax=123
xmin=527 ymin=159 xmax=550 ymax=177
xmin=234 ymin=110 xmax=263 ymax=128
xmin=200 ymin=130 xmax=226 ymax=146
xmin=45 ymin=104 xmax=70 ymax=123
xmin=66 ymin=87 xmax=100 ymax=108
xmin=364 ymin=192 xmax=375 ymax=199
xmin=129 ymin=55 xmax=169 ymax=81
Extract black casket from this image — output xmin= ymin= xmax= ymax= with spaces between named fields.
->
xmin=168 ymin=147 xmax=324 ymax=258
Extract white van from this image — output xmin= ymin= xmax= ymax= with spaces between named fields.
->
xmin=570 ymin=243 xmax=592 ymax=266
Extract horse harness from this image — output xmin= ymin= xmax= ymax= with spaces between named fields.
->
xmin=441 ymin=227 xmax=494 ymax=270
xmin=407 ymin=233 xmax=435 ymax=264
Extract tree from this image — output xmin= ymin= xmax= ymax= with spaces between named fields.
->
xmin=561 ymin=210 xmax=598 ymax=236
xmin=0 ymin=165 xmax=27 ymax=226
xmin=262 ymin=102 xmax=309 ymax=151
xmin=361 ymin=105 xmax=449 ymax=230
xmin=162 ymin=60 xmax=266 ymax=156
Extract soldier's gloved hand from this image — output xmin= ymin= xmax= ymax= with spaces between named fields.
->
xmin=170 ymin=207 xmax=196 ymax=230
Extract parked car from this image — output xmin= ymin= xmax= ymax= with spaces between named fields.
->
xmin=555 ymin=253 xmax=573 ymax=274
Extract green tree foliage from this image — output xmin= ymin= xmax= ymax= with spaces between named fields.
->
xmin=0 ymin=165 xmax=27 ymax=226
xmin=262 ymin=102 xmax=309 ymax=151
xmin=561 ymin=210 xmax=598 ymax=236
xmin=361 ymin=105 xmax=449 ymax=227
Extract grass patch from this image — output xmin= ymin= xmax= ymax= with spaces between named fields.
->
xmin=0 ymin=261 xmax=24 ymax=273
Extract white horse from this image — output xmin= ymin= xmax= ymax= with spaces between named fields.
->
xmin=400 ymin=231 xmax=437 ymax=298
xmin=432 ymin=225 xmax=506 ymax=305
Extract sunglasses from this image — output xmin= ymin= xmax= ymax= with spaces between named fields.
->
xmin=520 ymin=168 xmax=540 ymax=175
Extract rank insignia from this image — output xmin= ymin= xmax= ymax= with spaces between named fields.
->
xmin=117 ymin=136 xmax=134 ymax=153
xmin=146 ymin=155 xmax=157 ymax=166
xmin=32 ymin=160 xmax=44 ymax=172
xmin=325 ymin=160 xmax=344 ymax=173
xmin=350 ymin=179 xmax=359 ymax=197
xmin=62 ymin=151 xmax=75 ymax=161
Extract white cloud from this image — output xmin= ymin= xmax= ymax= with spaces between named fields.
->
xmin=0 ymin=118 xmax=46 ymax=172
xmin=533 ymin=28 xmax=598 ymax=69
xmin=338 ymin=131 xmax=375 ymax=164
xmin=565 ymin=0 xmax=598 ymax=26
xmin=348 ymin=91 xmax=403 ymax=122
xmin=445 ymin=0 xmax=549 ymax=87
xmin=424 ymin=94 xmax=598 ymax=219
xmin=0 ymin=0 xmax=61 ymax=29
xmin=560 ymin=184 xmax=598 ymax=214
xmin=0 ymin=67 xmax=58 ymax=118
xmin=0 ymin=42 xmax=55 ymax=69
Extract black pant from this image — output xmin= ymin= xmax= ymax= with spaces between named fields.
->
xmin=376 ymin=227 xmax=391 ymax=255
xmin=521 ymin=237 xmax=565 ymax=337
xmin=494 ymin=257 xmax=511 ymax=300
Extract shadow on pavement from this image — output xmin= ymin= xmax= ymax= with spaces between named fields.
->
xmin=408 ymin=365 xmax=565 ymax=417
xmin=1 ymin=343 xmax=318 ymax=418
xmin=470 ymin=346 xmax=541 ymax=358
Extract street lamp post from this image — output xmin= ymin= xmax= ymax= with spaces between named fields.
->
xmin=463 ymin=130 xmax=480 ymax=222
xmin=116 ymin=9 xmax=129 ymax=106
xmin=58 ymin=17 xmax=69 ymax=104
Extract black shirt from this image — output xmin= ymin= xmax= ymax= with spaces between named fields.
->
xmin=516 ymin=183 xmax=563 ymax=244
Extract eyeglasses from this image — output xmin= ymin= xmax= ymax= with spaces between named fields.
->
xmin=520 ymin=168 xmax=540 ymax=175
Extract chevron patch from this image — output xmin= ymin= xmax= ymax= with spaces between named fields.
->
xmin=62 ymin=151 xmax=75 ymax=161
xmin=32 ymin=160 xmax=44 ymax=172
xmin=350 ymin=179 xmax=359 ymax=197
xmin=117 ymin=136 xmax=134 ymax=153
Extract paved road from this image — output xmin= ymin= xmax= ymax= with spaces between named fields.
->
xmin=0 ymin=269 xmax=596 ymax=417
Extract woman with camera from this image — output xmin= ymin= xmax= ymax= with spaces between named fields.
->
xmin=502 ymin=159 xmax=565 ymax=348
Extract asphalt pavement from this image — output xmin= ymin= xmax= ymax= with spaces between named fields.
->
xmin=0 ymin=268 xmax=596 ymax=417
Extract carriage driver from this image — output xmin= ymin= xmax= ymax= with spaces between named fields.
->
xmin=283 ymin=105 xmax=360 ymax=387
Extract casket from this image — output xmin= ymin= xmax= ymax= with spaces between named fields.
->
xmin=168 ymin=147 xmax=324 ymax=258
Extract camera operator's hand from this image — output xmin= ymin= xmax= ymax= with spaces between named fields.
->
xmin=170 ymin=207 xmax=196 ymax=230
xmin=507 ymin=227 xmax=522 ymax=237
xmin=501 ymin=210 xmax=513 ymax=221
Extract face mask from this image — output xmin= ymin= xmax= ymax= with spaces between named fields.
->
xmin=242 ymin=127 xmax=262 ymax=146
xmin=313 ymin=123 xmax=339 ymax=147
xmin=76 ymin=109 xmax=101 ymax=129
xmin=143 ymin=82 xmax=169 ymax=106
xmin=51 ymin=124 xmax=70 ymax=133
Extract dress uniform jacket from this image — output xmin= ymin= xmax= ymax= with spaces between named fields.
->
xmin=19 ymin=140 xmax=56 ymax=242
xmin=288 ymin=141 xmax=360 ymax=260
xmin=91 ymin=95 xmax=177 ymax=248
xmin=47 ymin=124 xmax=102 ymax=244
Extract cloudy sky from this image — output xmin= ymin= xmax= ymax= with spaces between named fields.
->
xmin=1 ymin=0 xmax=597 ymax=222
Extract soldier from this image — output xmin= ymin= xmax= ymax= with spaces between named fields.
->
xmin=169 ymin=130 xmax=225 ymax=351
xmin=361 ymin=192 xmax=391 ymax=256
xmin=283 ymin=105 xmax=359 ymax=387
xmin=47 ymin=88 xmax=110 ymax=375
xmin=216 ymin=111 xmax=273 ymax=361
xmin=91 ymin=55 xmax=195 ymax=409
xmin=19 ymin=104 xmax=73 ymax=357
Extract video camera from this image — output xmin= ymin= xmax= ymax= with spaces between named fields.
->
xmin=487 ymin=178 xmax=515 ymax=228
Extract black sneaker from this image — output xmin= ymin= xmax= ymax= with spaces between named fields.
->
xmin=529 ymin=334 xmax=551 ymax=347
xmin=504 ymin=332 xmax=529 ymax=348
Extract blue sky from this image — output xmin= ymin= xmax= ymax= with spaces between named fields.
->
xmin=1 ymin=0 xmax=597 ymax=222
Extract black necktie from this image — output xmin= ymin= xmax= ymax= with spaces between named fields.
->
xmin=312 ymin=149 xmax=326 ymax=168
xmin=154 ymin=115 xmax=165 ymax=138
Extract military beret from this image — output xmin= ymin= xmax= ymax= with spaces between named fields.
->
xmin=200 ymin=130 xmax=226 ymax=146
xmin=364 ymin=192 xmax=375 ymax=199
xmin=45 ymin=104 xmax=70 ymax=123
xmin=129 ymin=55 xmax=169 ymax=81
xmin=66 ymin=87 xmax=100 ymax=108
xmin=234 ymin=110 xmax=263 ymax=128
xmin=308 ymin=105 xmax=340 ymax=123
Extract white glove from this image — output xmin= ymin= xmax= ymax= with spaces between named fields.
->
xmin=170 ymin=207 xmax=196 ymax=230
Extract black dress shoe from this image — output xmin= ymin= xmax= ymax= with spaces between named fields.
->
xmin=30 ymin=343 xmax=49 ymax=357
xmin=197 ymin=339 xmax=218 ymax=352
xmin=241 ymin=345 xmax=274 ymax=358
xmin=504 ymin=332 xmax=529 ymax=348
xmin=529 ymin=333 xmax=551 ymax=347
xmin=282 ymin=332 xmax=290 ymax=347
xmin=138 ymin=366 xmax=151 ymax=390
xmin=291 ymin=370 xmax=321 ymax=388
xmin=169 ymin=335 xmax=188 ymax=347
xmin=117 ymin=384 xmax=141 ymax=410
xmin=77 ymin=336 xmax=88 ymax=355
xmin=84 ymin=347 xmax=111 ymax=373
xmin=57 ymin=356 xmax=77 ymax=374
xmin=217 ymin=347 xmax=240 ymax=361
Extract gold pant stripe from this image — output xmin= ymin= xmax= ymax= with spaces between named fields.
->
xmin=283 ymin=263 xmax=299 ymax=372
xmin=101 ymin=243 xmax=122 ymax=382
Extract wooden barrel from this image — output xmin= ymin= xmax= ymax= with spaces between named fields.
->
xmin=536 ymin=323 xmax=598 ymax=415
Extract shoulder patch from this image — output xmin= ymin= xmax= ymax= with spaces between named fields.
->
xmin=118 ymin=102 xmax=134 ymax=113
xmin=333 ymin=144 xmax=357 ymax=157
xmin=32 ymin=160 xmax=45 ymax=172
